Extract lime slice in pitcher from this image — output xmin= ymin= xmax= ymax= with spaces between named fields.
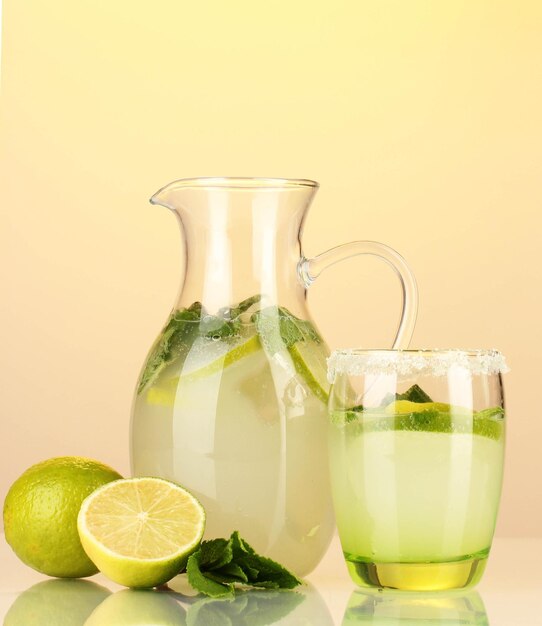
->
xmin=289 ymin=342 xmax=330 ymax=403
xmin=146 ymin=334 xmax=261 ymax=405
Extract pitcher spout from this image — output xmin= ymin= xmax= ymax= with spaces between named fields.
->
xmin=149 ymin=181 xmax=180 ymax=211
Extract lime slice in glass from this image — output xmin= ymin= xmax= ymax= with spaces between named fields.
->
xmin=385 ymin=400 xmax=472 ymax=416
xmin=77 ymin=477 xmax=205 ymax=588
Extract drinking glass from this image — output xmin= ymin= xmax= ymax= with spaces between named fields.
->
xmin=328 ymin=349 xmax=508 ymax=591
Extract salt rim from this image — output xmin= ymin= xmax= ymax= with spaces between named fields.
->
xmin=327 ymin=349 xmax=509 ymax=383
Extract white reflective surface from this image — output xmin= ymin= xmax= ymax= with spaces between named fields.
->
xmin=0 ymin=534 xmax=540 ymax=625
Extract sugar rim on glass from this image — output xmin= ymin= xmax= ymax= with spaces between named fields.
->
xmin=327 ymin=349 xmax=509 ymax=383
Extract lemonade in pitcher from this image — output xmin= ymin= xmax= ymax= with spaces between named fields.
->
xmin=132 ymin=296 xmax=332 ymax=575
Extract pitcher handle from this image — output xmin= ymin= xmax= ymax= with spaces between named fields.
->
xmin=298 ymin=241 xmax=418 ymax=349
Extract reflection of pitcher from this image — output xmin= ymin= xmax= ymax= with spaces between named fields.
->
xmin=341 ymin=590 xmax=489 ymax=625
xmin=130 ymin=177 xmax=418 ymax=575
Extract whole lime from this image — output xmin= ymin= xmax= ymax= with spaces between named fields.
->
xmin=3 ymin=456 xmax=122 ymax=577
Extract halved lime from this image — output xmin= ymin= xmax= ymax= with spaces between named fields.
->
xmin=77 ymin=477 xmax=205 ymax=589
xmin=146 ymin=335 xmax=261 ymax=406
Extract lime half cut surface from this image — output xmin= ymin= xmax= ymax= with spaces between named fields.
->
xmin=77 ymin=477 xmax=205 ymax=589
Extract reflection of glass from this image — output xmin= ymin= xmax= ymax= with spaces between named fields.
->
xmin=84 ymin=589 xmax=186 ymax=625
xmin=328 ymin=349 xmax=507 ymax=591
xmin=3 ymin=579 xmax=110 ymax=626
xmin=131 ymin=177 xmax=418 ymax=575
xmin=182 ymin=583 xmax=333 ymax=626
xmin=341 ymin=589 xmax=490 ymax=625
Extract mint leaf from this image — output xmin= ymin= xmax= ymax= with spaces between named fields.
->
xmin=204 ymin=569 xmax=246 ymax=585
xmin=213 ymin=563 xmax=248 ymax=583
xmin=400 ymin=384 xmax=433 ymax=403
xmin=236 ymin=553 xmax=301 ymax=590
xmin=221 ymin=294 xmax=262 ymax=321
xmin=138 ymin=302 xmax=202 ymax=392
xmin=252 ymin=306 xmax=320 ymax=355
xmin=475 ymin=407 xmax=505 ymax=420
xmin=380 ymin=384 xmax=433 ymax=407
xmin=330 ymin=409 xmax=361 ymax=426
xmin=230 ymin=530 xmax=256 ymax=557
xmin=199 ymin=315 xmax=239 ymax=339
xmin=187 ymin=551 xmax=235 ymax=599
xmin=473 ymin=408 xmax=505 ymax=441
xmin=201 ymin=295 xmax=264 ymax=339
xmin=197 ymin=538 xmax=234 ymax=570
xmin=228 ymin=534 xmax=301 ymax=590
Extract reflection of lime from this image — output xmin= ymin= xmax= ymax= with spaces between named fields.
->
xmin=147 ymin=335 xmax=261 ymax=406
xmin=77 ymin=477 xmax=205 ymax=588
xmin=3 ymin=457 xmax=122 ymax=578
xmin=289 ymin=342 xmax=329 ymax=403
xmin=4 ymin=579 xmax=110 ymax=626
xmin=84 ymin=589 xmax=186 ymax=626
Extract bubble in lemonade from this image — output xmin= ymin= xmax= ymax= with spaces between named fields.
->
xmin=329 ymin=388 xmax=505 ymax=590
xmin=131 ymin=295 xmax=333 ymax=576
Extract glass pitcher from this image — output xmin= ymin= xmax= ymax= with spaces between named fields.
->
xmin=130 ymin=177 xmax=418 ymax=576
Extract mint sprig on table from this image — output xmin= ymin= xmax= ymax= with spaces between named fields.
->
xmin=183 ymin=531 xmax=302 ymax=598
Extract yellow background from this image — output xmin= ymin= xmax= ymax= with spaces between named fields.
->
xmin=1 ymin=1 xmax=540 ymax=536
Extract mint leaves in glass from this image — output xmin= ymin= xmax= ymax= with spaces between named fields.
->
xmin=328 ymin=349 xmax=508 ymax=591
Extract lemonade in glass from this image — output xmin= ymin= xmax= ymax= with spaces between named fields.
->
xmin=328 ymin=349 xmax=507 ymax=591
